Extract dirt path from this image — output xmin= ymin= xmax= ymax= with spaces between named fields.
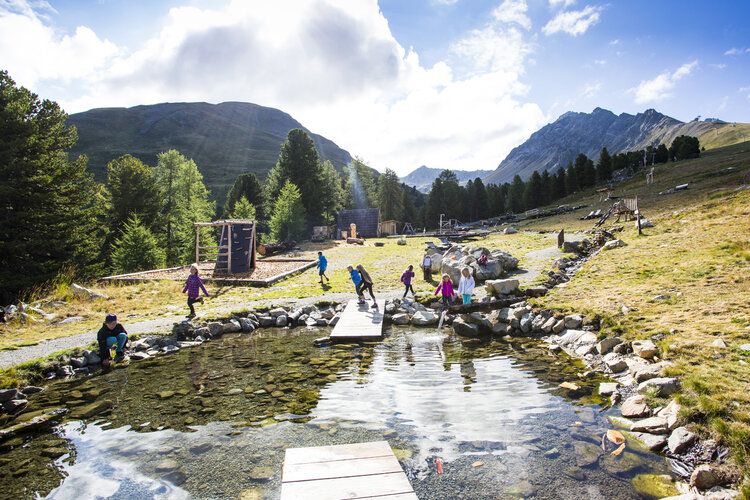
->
xmin=0 ymin=240 xmax=574 ymax=369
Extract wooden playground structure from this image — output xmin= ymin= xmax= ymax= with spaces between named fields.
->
xmin=194 ymin=219 xmax=256 ymax=275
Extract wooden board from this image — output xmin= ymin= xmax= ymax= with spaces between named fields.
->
xmin=330 ymin=299 xmax=385 ymax=341
xmin=281 ymin=441 xmax=416 ymax=500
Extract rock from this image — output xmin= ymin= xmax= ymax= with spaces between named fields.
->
xmin=249 ymin=466 xmax=275 ymax=482
xmin=470 ymin=259 xmax=503 ymax=281
xmin=71 ymin=283 xmax=108 ymax=300
xmin=0 ymin=389 xmax=18 ymax=403
xmin=658 ymin=400 xmax=681 ymax=430
xmin=70 ymin=399 xmax=113 ymax=419
xmin=601 ymin=451 xmax=645 ymax=476
xmin=440 ymin=259 xmax=464 ymax=286
xmin=163 ymin=345 xmax=179 ymax=354
xmin=711 ymin=338 xmax=727 ymax=348
xmin=653 ymin=294 xmax=671 ymax=300
xmin=2 ymin=399 xmax=27 ymax=413
xmin=603 ymin=353 xmax=628 ymax=373
xmin=597 ymin=337 xmax=623 ymax=355
xmin=690 ymin=464 xmax=720 ymax=490
xmin=633 ymin=364 xmax=664 ymax=383
xmin=519 ymin=313 xmax=533 ymax=333
xmin=621 ymin=395 xmax=651 ymax=418
xmin=563 ymin=240 xmax=583 ymax=253
xmin=83 ymin=350 xmax=102 ymax=365
xmin=495 ymin=308 xmax=515 ymax=323
xmin=259 ymin=316 xmax=275 ymax=327
xmin=503 ymin=226 xmax=518 ymax=234
xmin=565 ymin=467 xmax=586 ymax=481
xmin=638 ymin=377 xmax=680 ymax=397
xmin=485 ymin=279 xmax=519 ymax=296
xmin=506 ymin=480 xmax=536 ymax=497
xmin=573 ymin=441 xmax=601 ymax=467
xmin=155 ymin=458 xmax=180 ymax=473
xmin=40 ymin=447 xmax=68 ymax=458
xmin=552 ymin=319 xmax=565 ymax=333
xmin=631 ymin=474 xmax=680 ymax=498
xmin=630 ymin=416 xmax=669 ymax=434
xmin=524 ymin=285 xmax=548 ymax=297
xmin=598 ymin=382 xmax=619 ymax=396
xmin=328 ymin=315 xmax=340 ymax=327
xmin=629 ymin=431 xmax=667 ymax=451
xmin=491 ymin=322 xmax=512 ymax=334
xmin=58 ymin=315 xmax=85 ymax=324
xmin=564 ymin=314 xmax=583 ymax=329
xmin=239 ymin=318 xmax=255 ymax=332
xmin=275 ymin=315 xmax=288 ymax=327
xmin=557 ymin=329 xmax=597 ymax=346
xmin=490 ymin=250 xmax=519 ymax=270
xmin=207 ymin=322 xmax=223 ymax=337
xmin=269 ymin=308 xmax=286 ymax=318
xmin=541 ymin=316 xmax=557 ymax=333
xmin=603 ymin=239 xmax=626 ymax=250
xmin=130 ymin=352 xmax=150 ymax=361
xmin=453 ymin=319 xmax=480 ymax=337
xmin=56 ymin=365 xmax=74 ymax=378
xmin=223 ymin=319 xmax=242 ymax=333
xmin=69 ymin=357 xmax=86 ymax=368
xmin=739 ymin=343 xmax=750 ymax=352
xmin=465 ymin=312 xmax=492 ymax=332
xmin=391 ymin=313 xmax=410 ymax=325
xmin=632 ymin=339 xmax=659 ymax=359
xmin=397 ymin=238 xmax=406 ymax=245
xmin=668 ymin=427 xmax=697 ymax=454
xmin=411 ymin=310 xmax=438 ymax=326
xmin=21 ymin=386 xmax=44 ymax=396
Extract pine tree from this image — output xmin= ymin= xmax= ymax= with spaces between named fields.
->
xmin=401 ymin=187 xmax=417 ymax=226
xmin=565 ymin=161 xmax=578 ymax=194
xmin=596 ymin=147 xmax=612 ymax=183
xmin=270 ymin=181 xmax=306 ymax=241
xmin=509 ymin=175 xmax=526 ymax=213
xmin=524 ymin=171 xmax=543 ymax=210
xmin=345 ymin=157 xmax=377 ymax=209
xmin=540 ymin=170 xmax=551 ymax=207
xmin=319 ymin=160 xmax=345 ymax=224
xmin=0 ymin=71 xmax=103 ymax=298
xmin=231 ymin=196 xmax=256 ymax=219
xmin=111 ymin=215 xmax=165 ymax=274
xmin=471 ymin=177 xmax=489 ymax=220
xmin=554 ymin=168 xmax=567 ymax=200
xmin=377 ymin=168 xmax=403 ymax=221
xmin=223 ymin=172 xmax=265 ymax=219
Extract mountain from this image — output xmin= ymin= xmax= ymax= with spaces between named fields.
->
xmin=485 ymin=107 xmax=748 ymax=185
xmin=66 ymin=101 xmax=353 ymax=202
xmin=401 ymin=165 xmax=495 ymax=193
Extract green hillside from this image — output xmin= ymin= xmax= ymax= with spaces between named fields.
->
xmin=66 ymin=101 xmax=353 ymax=204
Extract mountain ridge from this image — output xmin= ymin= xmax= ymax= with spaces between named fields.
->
xmin=66 ymin=101 xmax=353 ymax=202
xmin=401 ymin=165 xmax=494 ymax=193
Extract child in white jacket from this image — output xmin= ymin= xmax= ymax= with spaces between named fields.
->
xmin=457 ymin=267 xmax=475 ymax=305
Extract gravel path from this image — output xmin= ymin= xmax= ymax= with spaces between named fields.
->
xmin=1 ymin=241 xmax=572 ymax=369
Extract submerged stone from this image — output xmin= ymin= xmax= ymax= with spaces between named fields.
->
xmin=631 ymin=474 xmax=680 ymax=498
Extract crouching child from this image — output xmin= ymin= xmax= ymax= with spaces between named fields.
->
xmin=97 ymin=313 xmax=129 ymax=367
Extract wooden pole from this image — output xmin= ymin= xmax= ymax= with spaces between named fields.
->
xmin=195 ymin=225 xmax=200 ymax=264
xmin=636 ymin=195 xmax=641 ymax=235
xmin=226 ymin=222 xmax=232 ymax=274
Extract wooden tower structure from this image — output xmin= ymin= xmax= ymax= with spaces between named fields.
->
xmin=194 ymin=219 xmax=256 ymax=274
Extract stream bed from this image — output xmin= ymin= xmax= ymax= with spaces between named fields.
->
xmin=2 ymin=326 xmax=672 ymax=499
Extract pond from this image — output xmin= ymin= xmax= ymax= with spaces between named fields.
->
xmin=2 ymin=326 xmax=671 ymax=499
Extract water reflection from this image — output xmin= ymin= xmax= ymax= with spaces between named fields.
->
xmin=0 ymin=326 xmax=671 ymax=499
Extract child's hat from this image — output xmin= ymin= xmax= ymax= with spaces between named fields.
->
xmin=105 ymin=313 xmax=117 ymax=322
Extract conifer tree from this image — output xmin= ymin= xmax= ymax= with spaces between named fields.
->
xmin=509 ymin=175 xmax=525 ymax=213
xmin=524 ymin=170 xmax=543 ymax=210
xmin=223 ymin=173 xmax=265 ymax=220
xmin=377 ymin=168 xmax=403 ymax=221
xmin=231 ymin=196 xmax=256 ymax=220
xmin=270 ymin=180 xmax=305 ymax=240
xmin=596 ymin=147 xmax=612 ymax=183
xmin=0 ymin=71 xmax=102 ymax=298
xmin=111 ymin=215 xmax=165 ymax=273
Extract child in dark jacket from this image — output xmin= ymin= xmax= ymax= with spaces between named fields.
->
xmin=97 ymin=313 xmax=128 ymax=366
xmin=400 ymin=265 xmax=415 ymax=298
xmin=183 ymin=263 xmax=209 ymax=317
xmin=434 ymin=273 xmax=455 ymax=308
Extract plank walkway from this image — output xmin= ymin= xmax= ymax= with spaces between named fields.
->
xmin=330 ymin=299 xmax=385 ymax=341
xmin=280 ymin=441 xmax=418 ymax=500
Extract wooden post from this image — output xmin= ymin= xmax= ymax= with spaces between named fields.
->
xmin=636 ymin=195 xmax=641 ymax=235
xmin=195 ymin=225 xmax=200 ymax=264
xmin=226 ymin=222 xmax=232 ymax=274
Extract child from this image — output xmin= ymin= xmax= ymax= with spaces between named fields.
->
xmin=457 ymin=267 xmax=475 ymax=305
xmin=97 ymin=313 xmax=128 ymax=366
xmin=183 ymin=263 xmax=209 ymax=317
xmin=434 ymin=273 xmax=455 ymax=308
xmin=401 ymin=265 xmax=415 ymax=298
xmin=422 ymin=254 xmax=432 ymax=281
xmin=356 ymin=264 xmax=378 ymax=308
xmin=347 ymin=265 xmax=365 ymax=304
xmin=317 ymin=251 xmax=330 ymax=284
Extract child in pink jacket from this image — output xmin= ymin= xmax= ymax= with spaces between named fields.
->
xmin=434 ymin=273 xmax=455 ymax=308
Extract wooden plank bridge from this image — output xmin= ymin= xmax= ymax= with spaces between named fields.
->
xmin=280 ymin=441 xmax=417 ymax=500
xmin=330 ymin=299 xmax=385 ymax=341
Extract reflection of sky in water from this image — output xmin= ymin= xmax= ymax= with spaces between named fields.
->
xmin=46 ymin=422 xmax=188 ymax=500
xmin=313 ymin=330 xmax=558 ymax=464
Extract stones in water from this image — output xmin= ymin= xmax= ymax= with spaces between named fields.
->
xmin=631 ymin=474 xmax=680 ymax=498
xmin=452 ymin=319 xmax=479 ymax=338
xmin=630 ymin=416 xmax=669 ymax=434
xmin=628 ymin=431 xmax=667 ymax=451
xmin=69 ymin=399 xmax=113 ymax=419
xmin=410 ymin=310 xmax=438 ymax=326
xmin=572 ymin=441 xmax=601 ymax=467
xmin=391 ymin=313 xmax=410 ymax=325
xmin=621 ymin=395 xmax=651 ymax=418
xmin=667 ymin=426 xmax=696 ymax=454
xmin=249 ymin=466 xmax=275 ymax=482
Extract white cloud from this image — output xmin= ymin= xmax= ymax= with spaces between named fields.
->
xmin=740 ymin=86 xmax=750 ymax=99
xmin=434 ymin=0 xmax=460 ymax=4
xmin=724 ymin=47 xmax=749 ymax=56
xmin=492 ymin=0 xmax=531 ymax=30
xmin=549 ymin=0 xmax=576 ymax=7
xmin=0 ymin=0 xmax=546 ymax=176
xmin=630 ymin=61 xmax=698 ymax=104
xmin=609 ymin=39 xmax=620 ymax=45
xmin=582 ymin=82 xmax=601 ymax=99
xmin=594 ymin=59 xmax=606 ymax=65
xmin=542 ymin=5 xmax=602 ymax=36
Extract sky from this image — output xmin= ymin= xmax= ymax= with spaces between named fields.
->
xmin=1 ymin=0 xmax=748 ymax=176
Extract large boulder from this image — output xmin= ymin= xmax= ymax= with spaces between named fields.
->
xmin=440 ymin=259 xmax=464 ymax=286
xmin=632 ymin=340 xmax=659 ymax=359
xmin=391 ymin=313 xmax=411 ymax=325
xmin=667 ymin=427 xmax=696 ymax=454
xmin=470 ymin=259 xmax=503 ymax=281
xmin=453 ymin=319 xmax=479 ymax=337
xmin=411 ymin=310 xmax=439 ymax=326
xmin=485 ymin=279 xmax=519 ymax=296
xmin=490 ymin=250 xmax=519 ymax=270
xmin=638 ymin=377 xmax=679 ymax=397
xmin=464 ymin=313 xmax=492 ymax=333
xmin=621 ymin=395 xmax=651 ymax=418
xmin=429 ymin=253 xmax=443 ymax=272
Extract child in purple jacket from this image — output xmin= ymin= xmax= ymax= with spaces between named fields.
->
xmin=434 ymin=273 xmax=455 ymax=308
xmin=400 ymin=265 xmax=415 ymax=298
xmin=183 ymin=263 xmax=209 ymax=317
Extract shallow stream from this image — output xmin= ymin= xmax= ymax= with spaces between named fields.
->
xmin=2 ymin=327 xmax=671 ymax=499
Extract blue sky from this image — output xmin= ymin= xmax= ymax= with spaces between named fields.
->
xmin=1 ymin=0 xmax=748 ymax=175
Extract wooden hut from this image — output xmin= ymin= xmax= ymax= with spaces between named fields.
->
xmin=378 ymin=220 xmax=398 ymax=236
xmin=336 ymin=209 xmax=381 ymax=239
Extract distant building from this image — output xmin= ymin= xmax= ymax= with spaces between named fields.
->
xmin=336 ymin=209 xmax=381 ymax=239
xmin=379 ymin=220 xmax=398 ymax=236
